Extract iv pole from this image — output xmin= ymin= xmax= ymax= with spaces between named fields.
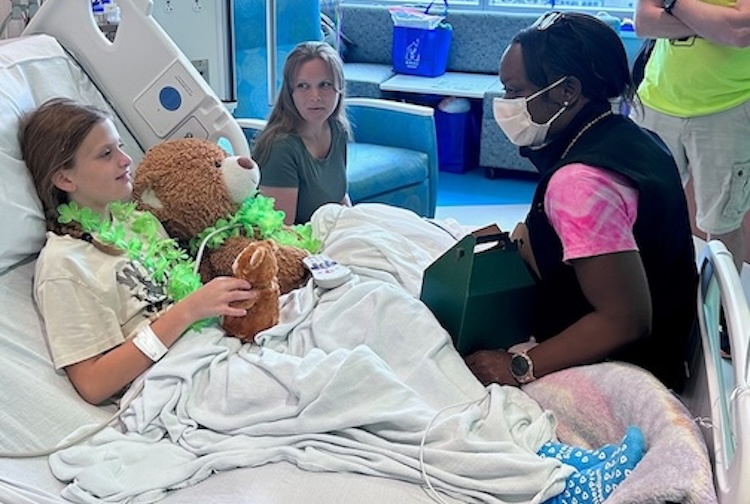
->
xmin=266 ymin=0 xmax=276 ymax=108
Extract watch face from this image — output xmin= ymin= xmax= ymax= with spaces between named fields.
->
xmin=511 ymin=354 xmax=530 ymax=377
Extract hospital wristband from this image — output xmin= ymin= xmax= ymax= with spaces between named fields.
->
xmin=132 ymin=324 xmax=168 ymax=362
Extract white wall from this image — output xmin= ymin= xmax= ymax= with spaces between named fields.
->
xmin=150 ymin=0 xmax=235 ymax=106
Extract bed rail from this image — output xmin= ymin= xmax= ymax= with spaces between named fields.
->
xmin=22 ymin=0 xmax=250 ymax=157
xmin=687 ymin=240 xmax=750 ymax=504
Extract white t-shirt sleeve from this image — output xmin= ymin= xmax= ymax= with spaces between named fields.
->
xmin=34 ymin=232 xmax=165 ymax=370
xmin=36 ymin=277 xmax=125 ymax=369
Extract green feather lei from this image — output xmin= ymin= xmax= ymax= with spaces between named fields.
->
xmin=188 ymin=195 xmax=322 ymax=256
xmin=57 ymin=201 xmax=203 ymax=302
xmin=57 ymin=195 xmax=322 ymax=303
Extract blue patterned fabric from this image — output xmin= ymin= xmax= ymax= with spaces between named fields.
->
xmin=344 ymin=63 xmax=394 ymax=99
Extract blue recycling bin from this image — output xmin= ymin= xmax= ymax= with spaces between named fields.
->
xmin=392 ymin=24 xmax=452 ymax=77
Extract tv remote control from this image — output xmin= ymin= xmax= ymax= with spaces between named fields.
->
xmin=302 ymin=254 xmax=353 ymax=289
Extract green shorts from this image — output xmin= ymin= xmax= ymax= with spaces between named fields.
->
xmin=633 ymin=101 xmax=750 ymax=235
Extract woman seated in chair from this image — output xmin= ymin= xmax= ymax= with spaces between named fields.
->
xmin=253 ymin=41 xmax=352 ymax=225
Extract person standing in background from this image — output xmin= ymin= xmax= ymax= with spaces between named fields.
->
xmin=632 ymin=0 xmax=750 ymax=272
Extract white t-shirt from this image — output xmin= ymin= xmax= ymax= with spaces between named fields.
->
xmin=34 ymin=232 xmax=173 ymax=369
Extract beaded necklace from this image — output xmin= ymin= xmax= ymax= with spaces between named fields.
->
xmin=560 ymin=110 xmax=613 ymax=159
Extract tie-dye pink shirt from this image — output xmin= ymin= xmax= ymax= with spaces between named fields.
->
xmin=545 ymin=164 xmax=639 ymax=262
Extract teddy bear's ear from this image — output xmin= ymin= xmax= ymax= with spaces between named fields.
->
xmin=137 ymin=187 xmax=165 ymax=212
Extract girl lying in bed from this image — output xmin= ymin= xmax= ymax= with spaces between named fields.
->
xmin=20 ymin=97 xmax=259 ymax=406
xmin=20 ymin=97 xmax=646 ymax=504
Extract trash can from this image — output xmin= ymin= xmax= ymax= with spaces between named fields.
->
xmin=434 ymin=97 xmax=480 ymax=174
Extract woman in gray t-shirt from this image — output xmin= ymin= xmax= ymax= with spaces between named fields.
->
xmin=253 ymin=42 xmax=352 ymax=225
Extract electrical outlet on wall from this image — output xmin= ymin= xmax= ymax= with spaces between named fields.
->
xmin=191 ymin=59 xmax=210 ymax=86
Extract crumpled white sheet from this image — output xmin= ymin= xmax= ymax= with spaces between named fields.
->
xmin=49 ymin=204 xmax=573 ymax=504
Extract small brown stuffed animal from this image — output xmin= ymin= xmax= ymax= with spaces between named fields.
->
xmin=133 ymin=138 xmax=310 ymax=294
xmin=222 ymin=240 xmax=281 ymax=341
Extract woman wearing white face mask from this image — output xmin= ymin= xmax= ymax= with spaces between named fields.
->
xmin=466 ymin=12 xmax=698 ymax=394
xmin=492 ymin=75 xmax=568 ymax=147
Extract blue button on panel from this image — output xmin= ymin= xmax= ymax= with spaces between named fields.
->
xmin=159 ymin=86 xmax=182 ymax=111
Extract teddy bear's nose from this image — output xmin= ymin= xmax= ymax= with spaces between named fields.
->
xmin=237 ymin=156 xmax=257 ymax=170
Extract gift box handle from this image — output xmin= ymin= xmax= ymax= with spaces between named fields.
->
xmin=475 ymin=231 xmax=515 ymax=249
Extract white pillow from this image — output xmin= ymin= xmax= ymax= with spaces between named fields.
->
xmin=0 ymin=34 xmax=142 ymax=273
xmin=0 ymin=259 xmax=113 ymax=453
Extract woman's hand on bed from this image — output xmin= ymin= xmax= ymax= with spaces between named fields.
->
xmin=464 ymin=349 xmax=518 ymax=386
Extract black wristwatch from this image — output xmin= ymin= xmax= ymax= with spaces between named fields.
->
xmin=509 ymin=351 xmax=536 ymax=384
xmin=663 ymin=0 xmax=678 ymax=16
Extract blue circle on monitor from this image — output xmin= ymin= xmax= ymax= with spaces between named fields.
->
xmin=159 ymin=86 xmax=182 ymax=111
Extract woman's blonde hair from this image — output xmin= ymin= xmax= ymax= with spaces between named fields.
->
xmin=19 ymin=97 xmax=122 ymax=254
xmin=253 ymin=41 xmax=350 ymax=165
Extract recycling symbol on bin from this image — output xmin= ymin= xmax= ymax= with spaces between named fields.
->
xmin=405 ymin=38 xmax=420 ymax=69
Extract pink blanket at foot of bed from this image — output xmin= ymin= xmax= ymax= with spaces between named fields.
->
xmin=523 ymin=361 xmax=717 ymax=504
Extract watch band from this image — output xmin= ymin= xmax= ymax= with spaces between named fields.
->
xmin=663 ymin=0 xmax=678 ymax=16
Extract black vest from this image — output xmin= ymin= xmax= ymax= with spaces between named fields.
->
xmin=523 ymin=103 xmax=697 ymax=392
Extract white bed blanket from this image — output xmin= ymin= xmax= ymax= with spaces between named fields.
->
xmin=50 ymin=204 xmax=573 ymax=504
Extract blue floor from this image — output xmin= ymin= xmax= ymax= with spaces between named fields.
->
xmin=436 ymin=167 xmax=538 ymax=207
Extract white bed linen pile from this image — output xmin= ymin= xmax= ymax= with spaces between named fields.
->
xmin=49 ymin=204 xmax=573 ymax=504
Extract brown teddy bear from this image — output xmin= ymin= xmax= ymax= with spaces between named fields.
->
xmin=132 ymin=138 xmax=312 ymax=295
xmin=222 ymin=240 xmax=280 ymax=341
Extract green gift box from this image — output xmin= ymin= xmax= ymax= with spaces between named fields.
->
xmin=420 ymin=224 xmax=537 ymax=356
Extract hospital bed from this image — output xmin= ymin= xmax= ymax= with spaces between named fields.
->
xmin=0 ymin=1 xmax=733 ymax=502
